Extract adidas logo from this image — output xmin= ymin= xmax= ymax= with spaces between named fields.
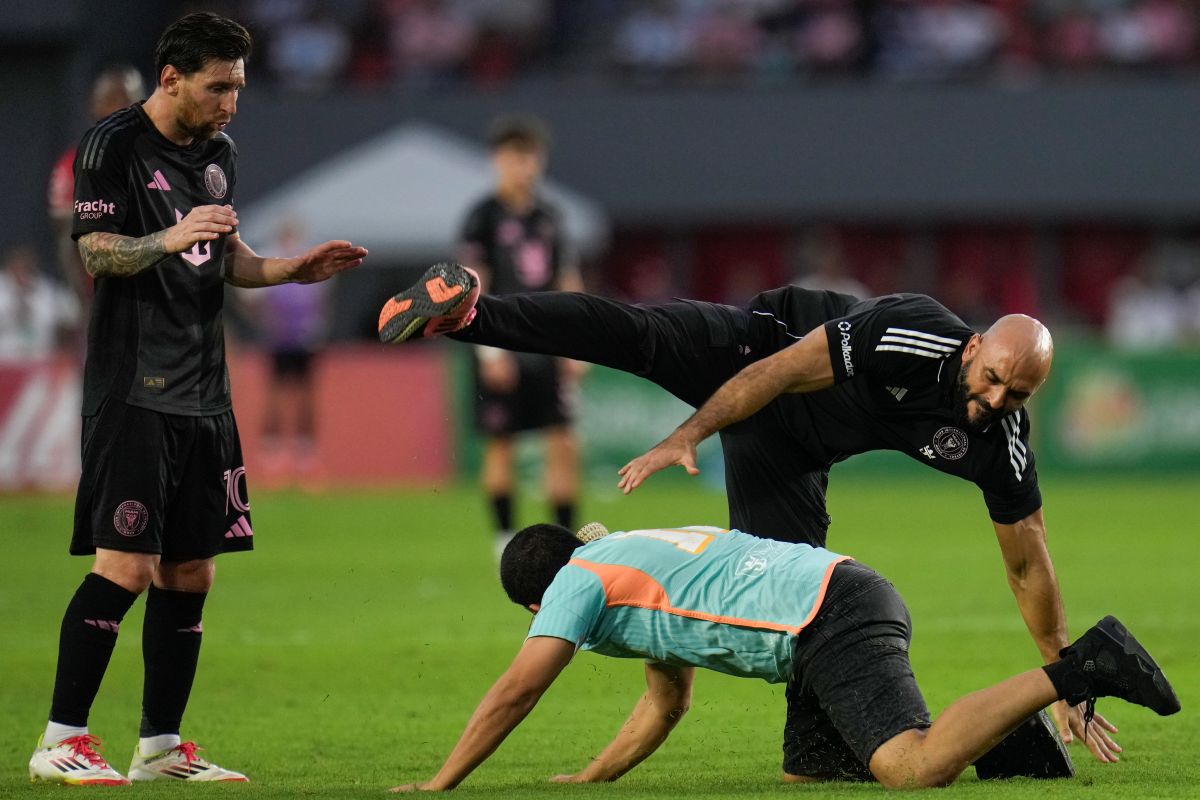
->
xmin=146 ymin=170 xmax=171 ymax=191
xmin=886 ymin=385 xmax=908 ymax=402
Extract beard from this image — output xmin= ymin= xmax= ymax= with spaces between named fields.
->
xmin=177 ymin=96 xmax=222 ymax=140
xmin=953 ymin=360 xmax=1003 ymax=432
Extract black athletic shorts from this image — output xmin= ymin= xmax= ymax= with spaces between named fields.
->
xmin=72 ymin=399 xmax=253 ymax=559
xmin=472 ymin=351 xmax=575 ymax=436
xmin=782 ymin=561 xmax=931 ymax=781
xmin=271 ymin=348 xmax=314 ymax=379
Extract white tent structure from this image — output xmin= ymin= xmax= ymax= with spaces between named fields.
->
xmin=239 ymin=122 xmax=609 ymax=263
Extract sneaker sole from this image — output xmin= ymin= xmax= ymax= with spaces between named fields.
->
xmin=1095 ymin=615 xmax=1181 ymax=716
xmin=31 ymin=773 xmax=131 ymax=786
xmin=378 ymin=263 xmax=479 ymax=344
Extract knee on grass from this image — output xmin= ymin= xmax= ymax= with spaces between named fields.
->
xmin=869 ymin=729 xmax=963 ymax=789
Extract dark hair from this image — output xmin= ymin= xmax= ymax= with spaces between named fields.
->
xmin=487 ymin=114 xmax=552 ymax=152
xmin=155 ymin=12 xmax=252 ymax=78
xmin=500 ymin=524 xmax=582 ymax=607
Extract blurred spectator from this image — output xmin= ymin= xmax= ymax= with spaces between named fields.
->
xmin=793 ymin=227 xmax=869 ymax=298
xmin=48 ymin=66 xmax=144 ymax=337
xmin=267 ymin=4 xmax=351 ymax=90
xmin=1106 ymin=237 xmax=1199 ymax=349
xmin=613 ymin=0 xmax=693 ymax=79
xmin=1106 ymin=261 xmax=1186 ymax=349
xmin=238 ymin=220 xmax=332 ymax=486
xmin=0 ymin=246 xmax=80 ymax=364
xmin=691 ymin=1 xmax=764 ymax=78
xmin=795 ymin=1 xmax=865 ymax=74
xmin=877 ymin=0 xmax=1005 ymax=80
xmin=219 ymin=0 xmax=1200 ymax=89
xmin=386 ymin=0 xmax=475 ymax=88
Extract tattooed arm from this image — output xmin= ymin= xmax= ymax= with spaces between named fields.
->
xmin=77 ymin=204 xmax=238 ymax=279
xmin=77 ymin=231 xmax=169 ymax=278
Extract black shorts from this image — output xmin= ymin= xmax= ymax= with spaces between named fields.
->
xmin=271 ymin=348 xmax=314 ymax=379
xmin=456 ymin=289 xmax=859 ymax=544
xmin=782 ymin=561 xmax=931 ymax=780
xmin=72 ymin=399 xmax=253 ymax=560
xmin=472 ymin=351 xmax=575 ymax=436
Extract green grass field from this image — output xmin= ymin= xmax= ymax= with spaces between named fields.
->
xmin=2 ymin=474 xmax=1197 ymax=798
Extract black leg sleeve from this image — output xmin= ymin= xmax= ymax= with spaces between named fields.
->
xmin=452 ymin=292 xmax=753 ymax=407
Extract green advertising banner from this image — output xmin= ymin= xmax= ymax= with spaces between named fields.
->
xmin=451 ymin=341 xmax=1200 ymax=482
xmin=451 ymin=351 xmax=724 ymax=488
xmin=1032 ymin=342 xmax=1200 ymax=471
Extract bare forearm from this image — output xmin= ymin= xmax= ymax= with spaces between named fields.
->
xmin=674 ymin=328 xmax=834 ymax=444
xmin=225 ymin=250 xmax=296 ymax=287
xmin=1008 ymin=554 xmax=1069 ymax=663
xmin=77 ymin=231 xmax=168 ymax=278
xmin=675 ymin=359 xmax=801 ymax=443
xmin=995 ymin=513 xmax=1069 ymax=663
xmin=575 ymin=692 xmax=684 ymax=782
xmin=428 ymin=685 xmax=541 ymax=790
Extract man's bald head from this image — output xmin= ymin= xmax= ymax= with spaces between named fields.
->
xmin=978 ymin=314 xmax=1054 ymax=392
xmin=955 ymin=314 xmax=1053 ymax=431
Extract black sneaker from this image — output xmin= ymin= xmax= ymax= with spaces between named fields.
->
xmin=974 ymin=709 xmax=1074 ymax=780
xmin=1061 ymin=616 xmax=1180 ymax=717
xmin=378 ymin=262 xmax=480 ymax=344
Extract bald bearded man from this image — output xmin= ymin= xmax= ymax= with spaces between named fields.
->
xmin=379 ymin=266 xmax=1110 ymax=768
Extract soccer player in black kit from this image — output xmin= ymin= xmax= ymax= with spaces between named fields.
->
xmin=457 ymin=116 xmax=585 ymax=560
xmin=28 ymin=13 xmax=366 ymax=785
xmin=379 ymin=266 xmax=1122 ymax=776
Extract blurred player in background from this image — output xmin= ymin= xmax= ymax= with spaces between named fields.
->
xmin=391 ymin=523 xmax=1178 ymax=791
xmin=28 ymin=12 xmax=366 ymax=786
xmin=48 ymin=65 xmax=145 ymax=337
xmin=457 ymin=115 xmax=585 ymax=560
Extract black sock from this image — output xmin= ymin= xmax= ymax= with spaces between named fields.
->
xmin=140 ymin=585 xmax=207 ymax=737
xmin=49 ymin=573 xmax=139 ymax=726
xmin=490 ymin=494 xmax=513 ymax=532
xmin=554 ymin=502 xmax=575 ymax=531
xmin=1042 ymin=657 xmax=1090 ymax=706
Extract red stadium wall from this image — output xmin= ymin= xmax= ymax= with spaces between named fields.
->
xmin=0 ymin=345 xmax=453 ymax=493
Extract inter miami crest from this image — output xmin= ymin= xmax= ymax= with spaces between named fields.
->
xmin=204 ymin=163 xmax=228 ymax=199
xmin=113 ymin=500 xmax=149 ymax=537
xmin=932 ymin=426 xmax=969 ymax=460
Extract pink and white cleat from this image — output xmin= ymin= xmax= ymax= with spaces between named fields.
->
xmin=378 ymin=262 xmax=480 ymax=344
xmin=29 ymin=733 xmax=131 ymax=785
xmin=128 ymin=741 xmax=248 ymax=782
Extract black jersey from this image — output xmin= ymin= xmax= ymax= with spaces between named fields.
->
xmin=803 ymin=293 xmax=1041 ymax=523
xmin=72 ymin=102 xmax=238 ymax=416
xmin=458 ymin=195 xmax=567 ymax=294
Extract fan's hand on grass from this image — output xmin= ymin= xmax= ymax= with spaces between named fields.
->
xmin=1054 ymin=699 xmax=1120 ymax=763
xmin=617 ymin=433 xmax=699 ymax=494
xmin=388 ymin=781 xmax=436 ymax=792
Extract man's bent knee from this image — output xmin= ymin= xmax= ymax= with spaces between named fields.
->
xmin=93 ymin=548 xmax=159 ymax=594
xmin=155 ymin=558 xmax=216 ymax=593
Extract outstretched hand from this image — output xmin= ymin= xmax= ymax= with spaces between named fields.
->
xmin=288 ymin=239 xmax=368 ymax=284
xmin=617 ymin=434 xmax=699 ymax=494
xmin=1053 ymin=699 xmax=1120 ymax=763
